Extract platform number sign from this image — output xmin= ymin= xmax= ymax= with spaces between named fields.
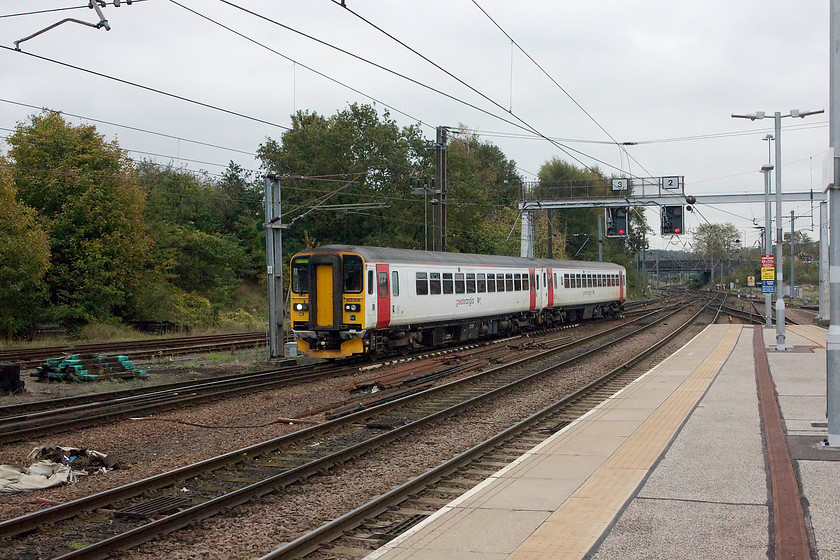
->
xmin=611 ymin=178 xmax=629 ymax=191
xmin=662 ymin=176 xmax=680 ymax=190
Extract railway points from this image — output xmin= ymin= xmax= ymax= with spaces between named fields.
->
xmin=360 ymin=323 xmax=837 ymax=560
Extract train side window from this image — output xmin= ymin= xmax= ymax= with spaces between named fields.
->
xmin=543 ymin=273 xmax=547 ymax=288
xmin=506 ymin=273 xmax=514 ymax=291
xmin=378 ymin=272 xmax=389 ymax=298
xmin=477 ymin=273 xmax=486 ymax=293
xmin=430 ymin=272 xmax=442 ymax=295
xmin=563 ymin=275 xmax=569 ymax=289
xmin=416 ymin=272 xmax=428 ymax=295
xmin=392 ymin=271 xmax=399 ymax=296
xmin=368 ymin=270 xmax=374 ymax=294
xmin=486 ymin=273 xmax=495 ymax=293
xmin=576 ymin=274 xmax=582 ymax=288
xmin=513 ymin=274 xmax=522 ymax=291
xmin=443 ymin=273 xmax=454 ymax=294
xmin=291 ymin=257 xmax=310 ymax=294
xmin=466 ymin=273 xmax=476 ymax=293
xmin=523 ymin=274 xmax=529 ymax=291
xmin=455 ymin=273 xmax=466 ymax=294
xmin=532 ymin=274 xmax=537 ymax=290
xmin=497 ymin=273 xmax=505 ymax=292
xmin=554 ymin=273 xmax=558 ymax=289
xmin=342 ymin=255 xmax=363 ymax=293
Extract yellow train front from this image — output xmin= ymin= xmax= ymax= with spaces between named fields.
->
xmin=289 ymin=247 xmax=368 ymax=359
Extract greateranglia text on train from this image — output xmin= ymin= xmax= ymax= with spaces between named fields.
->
xmin=289 ymin=245 xmax=626 ymax=359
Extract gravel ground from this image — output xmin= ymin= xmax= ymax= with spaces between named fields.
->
xmin=0 ymin=304 xmax=704 ymax=559
xmin=111 ymin=306 xmax=706 ymax=560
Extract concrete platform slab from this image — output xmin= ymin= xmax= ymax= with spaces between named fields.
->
xmin=589 ymin=499 xmax=768 ymax=560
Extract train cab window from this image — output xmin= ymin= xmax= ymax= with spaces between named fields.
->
xmin=466 ymin=273 xmax=476 ymax=293
xmin=514 ymin=274 xmax=522 ymax=291
xmin=291 ymin=257 xmax=310 ymax=294
xmin=378 ymin=272 xmax=389 ymax=298
xmin=342 ymin=255 xmax=364 ymax=293
xmin=486 ymin=273 xmax=495 ymax=293
xmin=416 ymin=272 xmax=428 ymax=295
xmin=477 ymin=273 xmax=486 ymax=293
xmin=368 ymin=270 xmax=374 ymax=294
xmin=455 ymin=273 xmax=466 ymax=294
xmin=430 ymin=272 xmax=442 ymax=295
xmin=443 ymin=273 xmax=454 ymax=294
xmin=392 ymin=271 xmax=400 ymax=296
xmin=505 ymin=273 xmax=514 ymax=291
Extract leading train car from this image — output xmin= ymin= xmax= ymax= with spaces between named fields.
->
xmin=289 ymin=245 xmax=626 ymax=359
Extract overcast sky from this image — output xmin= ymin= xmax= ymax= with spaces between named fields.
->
xmin=0 ymin=1 xmax=831 ymax=252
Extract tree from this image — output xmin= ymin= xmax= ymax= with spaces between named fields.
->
xmin=692 ymin=222 xmax=741 ymax=285
xmin=7 ymin=111 xmax=151 ymax=325
xmin=136 ymin=163 xmax=255 ymax=310
xmin=444 ymin=130 xmax=522 ymax=254
xmin=257 ymin=104 xmax=429 ymax=254
xmin=0 ymin=159 xmax=50 ymax=336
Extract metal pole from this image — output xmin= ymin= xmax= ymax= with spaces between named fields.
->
xmin=763 ymin=167 xmax=773 ymax=328
xmin=828 ymin=1 xmax=840 ymax=446
xmin=820 ymin=201 xmax=829 ymax=320
xmin=790 ymin=209 xmax=795 ymax=300
xmin=435 ymin=126 xmax=448 ymax=252
xmin=597 ymin=213 xmax=603 ymax=262
xmin=774 ymin=112 xmax=786 ymax=350
xmin=264 ymin=174 xmax=284 ymax=359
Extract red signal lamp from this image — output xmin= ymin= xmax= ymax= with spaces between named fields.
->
xmin=618 ymin=229 xmax=625 ymax=235
xmin=674 ymin=227 xmax=681 ymax=234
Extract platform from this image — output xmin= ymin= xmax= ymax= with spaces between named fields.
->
xmin=363 ymin=323 xmax=840 ymax=560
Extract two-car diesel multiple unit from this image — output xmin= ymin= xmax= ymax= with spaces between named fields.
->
xmin=289 ymin=245 xmax=626 ymax=359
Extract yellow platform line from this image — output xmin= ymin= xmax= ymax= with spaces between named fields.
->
xmin=787 ymin=324 xmax=827 ymax=347
xmin=508 ymin=325 xmax=743 ymax=560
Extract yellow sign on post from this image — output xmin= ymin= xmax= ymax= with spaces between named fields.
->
xmin=761 ymin=267 xmax=775 ymax=281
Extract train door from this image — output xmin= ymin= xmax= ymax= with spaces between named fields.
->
xmin=307 ymin=253 xmax=342 ymax=329
xmin=619 ymin=269 xmax=625 ymax=302
xmin=376 ymin=263 xmax=391 ymax=328
xmin=546 ymin=268 xmax=554 ymax=308
xmin=529 ymin=267 xmax=537 ymax=311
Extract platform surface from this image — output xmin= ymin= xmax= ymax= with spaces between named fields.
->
xmin=364 ymin=323 xmax=840 ymax=560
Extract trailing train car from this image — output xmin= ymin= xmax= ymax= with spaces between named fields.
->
xmin=289 ymin=245 xmax=626 ymax=359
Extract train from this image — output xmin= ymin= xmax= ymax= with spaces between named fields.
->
xmin=289 ymin=245 xmax=627 ymax=359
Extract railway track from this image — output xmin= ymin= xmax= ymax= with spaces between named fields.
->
xmin=262 ymin=299 xmax=714 ymax=559
xmin=0 ymin=332 xmax=268 ymax=369
xmin=0 ymin=300 xmax=701 ymax=559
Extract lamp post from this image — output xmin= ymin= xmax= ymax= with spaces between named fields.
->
xmin=733 ymin=109 xmax=824 ymax=350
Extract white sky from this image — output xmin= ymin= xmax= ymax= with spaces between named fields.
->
xmin=0 ymin=0 xmax=831 ymax=252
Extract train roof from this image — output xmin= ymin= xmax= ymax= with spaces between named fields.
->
xmin=294 ymin=245 xmax=625 ymax=271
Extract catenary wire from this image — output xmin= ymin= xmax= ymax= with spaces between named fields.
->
xmin=327 ymin=0 xmax=635 ymax=177
xmin=467 ymin=0 xmax=653 ymax=178
xmin=0 ymin=45 xmax=292 ymax=132
xmin=0 ymin=1 xmax=148 ymax=19
xmin=167 ymin=0 xmax=433 ymax=131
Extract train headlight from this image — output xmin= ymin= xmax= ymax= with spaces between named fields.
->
xmin=293 ymin=302 xmax=308 ymax=312
xmin=344 ymin=303 xmax=360 ymax=312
